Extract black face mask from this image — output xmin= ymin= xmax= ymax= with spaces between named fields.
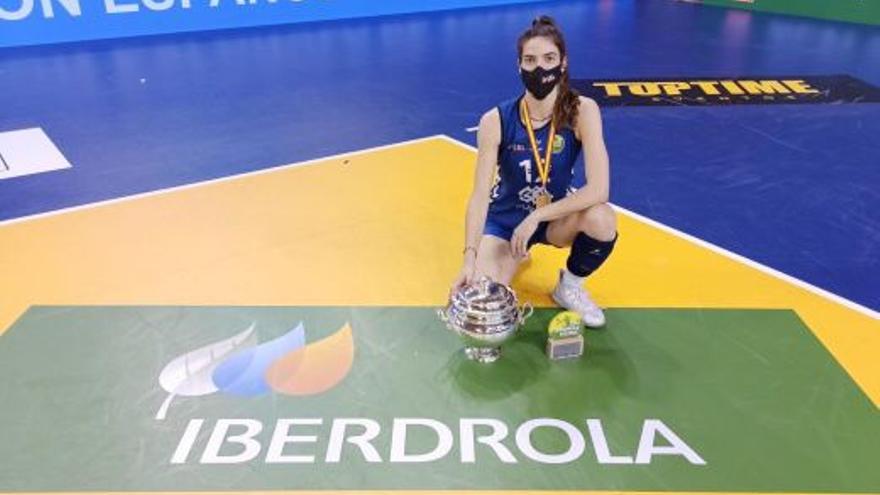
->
xmin=520 ymin=64 xmax=563 ymax=100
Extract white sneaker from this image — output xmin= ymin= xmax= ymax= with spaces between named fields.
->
xmin=551 ymin=269 xmax=606 ymax=328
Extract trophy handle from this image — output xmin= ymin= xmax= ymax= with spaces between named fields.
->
xmin=437 ymin=308 xmax=448 ymax=323
xmin=518 ymin=302 xmax=534 ymax=324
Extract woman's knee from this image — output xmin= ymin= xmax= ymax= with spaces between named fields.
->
xmin=578 ymin=203 xmax=617 ymax=241
xmin=475 ymin=237 xmax=516 ymax=283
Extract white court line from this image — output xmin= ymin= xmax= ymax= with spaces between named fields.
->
xmin=1 ymin=132 xmax=876 ymax=321
xmin=436 ymin=133 xmax=880 ymax=321
xmin=0 ymin=134 xmax=445 ymax=228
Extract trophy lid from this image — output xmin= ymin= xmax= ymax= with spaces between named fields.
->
xmin=452 ymin=276 xmax=518 ymax=311
xmin=446 ymin=277 xmax=521 ymax=330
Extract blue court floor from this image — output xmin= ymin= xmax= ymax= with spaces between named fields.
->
xmin=1 ymin=0 xmax=879 ymax=312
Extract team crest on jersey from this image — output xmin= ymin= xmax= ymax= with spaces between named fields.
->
xmin=552 ymin=135 xmax=565 ymax=154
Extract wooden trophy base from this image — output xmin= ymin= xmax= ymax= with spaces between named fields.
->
xmin=546 ymin=334 xmax=584 ymax=360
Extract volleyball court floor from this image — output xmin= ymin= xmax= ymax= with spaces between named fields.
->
xmin=0 ymin=0 xmax=878 ymax=493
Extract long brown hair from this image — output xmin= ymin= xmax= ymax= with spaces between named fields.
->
xmin=517 ymin=15 xmax=581 ymax=129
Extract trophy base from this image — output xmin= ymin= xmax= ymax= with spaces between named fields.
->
xmin=464 ymin=346 xmax=501 ymax=363
xmin=546 ymin=335 xmax=584 ymax=360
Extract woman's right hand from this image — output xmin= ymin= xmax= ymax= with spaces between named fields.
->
xmin=449 ymin=258 xmax=479 ymax=300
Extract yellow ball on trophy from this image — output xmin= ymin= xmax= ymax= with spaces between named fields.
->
xmin=548 ymin=310 xmax=583 ymax=338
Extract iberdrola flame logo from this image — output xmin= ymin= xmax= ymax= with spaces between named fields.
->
xmin=155 ymin=321 xmax=354 ymax=420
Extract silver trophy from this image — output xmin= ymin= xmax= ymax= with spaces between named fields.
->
xmin=438 ymin=276 xmax=533 ymax=363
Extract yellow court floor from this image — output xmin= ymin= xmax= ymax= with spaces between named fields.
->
xmin=0 ymin=135 xmax=877 ymax=407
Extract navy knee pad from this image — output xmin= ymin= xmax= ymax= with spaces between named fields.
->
xmin=566 ymin=231 xmax=618 ymax=277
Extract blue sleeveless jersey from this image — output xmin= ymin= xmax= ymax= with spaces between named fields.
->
xmin=485 ymin=95 xmax=584 ymax=239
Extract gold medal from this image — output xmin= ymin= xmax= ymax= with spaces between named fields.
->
xmin=535 ymin=189 xmax=552 ymax=208
xmin=519 ymin=98 xmax=556 ymax=209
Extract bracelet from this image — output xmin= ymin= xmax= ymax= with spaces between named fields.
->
xmin=462 ymin=246 xmax=477 ymax=256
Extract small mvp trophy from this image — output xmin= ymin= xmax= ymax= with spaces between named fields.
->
xmin=546 ymin=310 xmax=585 ymax=360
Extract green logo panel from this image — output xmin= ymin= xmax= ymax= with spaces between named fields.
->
xmin=0 ymin=306 xmax=877 ymax=492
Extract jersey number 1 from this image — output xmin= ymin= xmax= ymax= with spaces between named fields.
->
xmin=518 ymin=159 xmax=533 ymax=183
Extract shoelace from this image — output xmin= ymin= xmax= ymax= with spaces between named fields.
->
xmin=562 ymin=283 xmax=598 ymax=310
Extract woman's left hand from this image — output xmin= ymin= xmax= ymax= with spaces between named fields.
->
xmin=511 ymin=215 xmax=539 ymax=260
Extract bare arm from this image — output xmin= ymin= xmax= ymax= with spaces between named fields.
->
xmin=531 ymin=96 xmax=610 ymax=223
xmin=462 ymin=109 xmax=501 ymax=255
xmin=450 ymin=108 xmax=500 ymax=294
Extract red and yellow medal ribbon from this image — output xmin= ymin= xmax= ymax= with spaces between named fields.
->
xmin=519 ymin=98 xmax=556 ymax=203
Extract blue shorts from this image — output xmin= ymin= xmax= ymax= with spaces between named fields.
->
xmin=484 ymin=214 xmax=551 ymax=249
